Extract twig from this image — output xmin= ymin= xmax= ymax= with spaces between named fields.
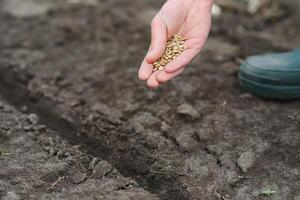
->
xmin=48 ymin=176 xmax=66 ymax=192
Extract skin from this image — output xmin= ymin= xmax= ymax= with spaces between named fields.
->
xmin=138 ymin=0 xmax=213 ymax=88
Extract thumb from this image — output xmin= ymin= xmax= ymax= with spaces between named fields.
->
xmin=146 ymin=14 xmax=167 ymax=63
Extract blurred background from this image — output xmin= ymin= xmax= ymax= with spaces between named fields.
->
xmin=0 ymin=1 xmax=300 ymax=200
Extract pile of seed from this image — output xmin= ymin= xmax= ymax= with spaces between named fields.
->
xmin=153 ymin=34 xmax=185 ymax=71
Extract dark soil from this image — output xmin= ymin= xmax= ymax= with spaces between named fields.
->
xmin=0 ymin=0 xmax=299 ymax=200
xmin=0 ymin=99 xmax=158 ymax=200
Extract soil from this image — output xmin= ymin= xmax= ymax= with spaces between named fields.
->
xmin=0 ymin=0 xmax=299 ymax=200
xmin=0 ymin=99 xmax=158 ymax=200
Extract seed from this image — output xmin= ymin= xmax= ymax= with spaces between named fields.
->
xmin=153 ymin=34 xmax=185 ymax=72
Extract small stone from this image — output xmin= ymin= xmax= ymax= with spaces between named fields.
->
xmin=70 ymin=100 xmax=80 ymax=107
xmin=91 ymin=102 xmax=111 ymax=115
xmin=291 ymin=168 xmax=299 ymax=176
xmin=197 ymin=128 xmax=213 ymax=141
xmin=89 ymin=157 xmax=99 ymax=170
xmin=1 ymin=0 xmax=54 ymax=18
xmin=21 ymin=105 xmax=28 ymax=112
xmin=34 ymin=125 xmax=46 ymax=132
xmin=93 ymin=161 xmax=112 ymax=179
xmin=223 ymin=169 xmax=238 ymax=184
xmin=91 ymin=102 xmax=122 ymax=123
xmin=206 ymin=144 xmax=224 ymax=155
xmin=72 ymin=173 xmax=87 ymax=184
xmin=160 ymin=121 xmax=171 ymax=132
xmin=56 ymin=150 xmax=65 ymax=159
xmin=43 ymin=146 xmax=50 ymax=152
xmin=64 ymin=151 xmax=71 ymax=157
xmin=237 ymin=151 xmax=256 ymax=173
xmin=212 ymin=4 xmax=222 ymax=16
xmin=23 ymin=125 xmax=34 ymax=131
xmin=239 ymin=93 xmax=253 ymax=99
xmin=219 ymin=152 xmax=235 ymax=169
xmin=133 ymin=112 xmax=160 ymax=128
xmin=176 ymin=131 xmax=198 ymax=152
xmin=49 ymin=148 xmax=59 ymax=156
xmin=146 ymin=91 xmax=156 ymax=100
xmin=177 ymin=103 xmax=200 ymax=120
xmin=27 ymin=113 xmax=39 ymax=125
xmin=3 ymin=106 xmax=13 ymax=113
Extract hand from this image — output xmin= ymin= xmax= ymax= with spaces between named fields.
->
xmin=138 ymin=0 xmax=213 ymax=88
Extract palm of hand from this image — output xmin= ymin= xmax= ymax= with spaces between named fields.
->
xmin=139 ymin=0 xmax=212 ymax=88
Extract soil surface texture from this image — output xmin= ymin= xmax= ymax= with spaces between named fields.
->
xmin=0 ymin=0 xmax=300 ymax=200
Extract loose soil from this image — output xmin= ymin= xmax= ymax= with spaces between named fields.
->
xmin=0 ymin=0 xmax=299 ymax=200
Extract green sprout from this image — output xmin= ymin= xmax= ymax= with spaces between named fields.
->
xmin=0 ymin=150 xmax=10 ymax=157
xmin=262 ymin=188 xmax=276 ymax=197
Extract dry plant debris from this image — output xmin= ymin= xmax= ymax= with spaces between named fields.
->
xmin=153 ymin=34 xmax=185 ymax=71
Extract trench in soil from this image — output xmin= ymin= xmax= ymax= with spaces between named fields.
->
xmin=0 ymin=66 xmax=189 ymax=200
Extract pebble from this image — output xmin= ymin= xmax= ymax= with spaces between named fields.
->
xmin=133 ymin=112 xmax=160 ymax=128
xmin=89 ymin=157 xmax=99 ymax=170
xmin=146 ymin=91 xmax=156 ymax=100
xmin=57 ymin=150 xmax=66 ymax=159
xmin=1 ymin=0 xmax=54 ymax=18
xmin=93 ymin=161 xmax=112 ymax=179
xmin=237 ymin=151 xmax=256 ymax=172
xmin=21 ymin=105 xmax=28 ymax=113
xmin=160 ymin=121 xmax=171 ymax=132
xmin=176 ymin=131 xmax=198 ymax=152
xmin=239 ymin=93 xmax=254 ymax=99
xmin=223 ymin=169 xmax=238 ymax=184
xmin=27 ymin=113 xmax=39 ymax=125
xmin=34 ymin=125 xmax=46 ymax=132
xmin=50 ymin=148 xmax=59 ymax=156
xmin=196 ymin=128 xmax=213 ymax=141
xmin=219 ymin=152 xmax=235 ymax=169
xmin=3 ymin=106 xmax=13 ymax=113
xmin=23 ymin=125 xmax=34 ymax=131
xmin=91 ymin=102 xmax=122 ymax=123
xmin=72 ymin=173 xmax=87 ymax=184
xmin=176 ymin=103 xmax=200 ymax=120
xmin=206 ymin=144 xmax=224 ymax=155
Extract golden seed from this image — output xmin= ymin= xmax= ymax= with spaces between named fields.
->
xmin=153 ymin=34 xmax=185 ymax=72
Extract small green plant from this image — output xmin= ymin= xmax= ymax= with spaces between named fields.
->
xmin=261 ymin=188 xmax=276 ymax=197
xmin=0 ymin=150 xmax=10 ymax=157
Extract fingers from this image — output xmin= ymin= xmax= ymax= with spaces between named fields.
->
xmin=147 ymin=70 xmax=160 ymax=88
xmin=146 ymin=14 xmax=168 ymax=64
xmin=164 ymin=49 xmax=198 ymax=73
xmin=157 ymin=66 xmax=185 ymax=82
xmin=138 ymin=59 xmax=153 ymax=80
xmin=145 ymin=67 xmax=185 ymax=88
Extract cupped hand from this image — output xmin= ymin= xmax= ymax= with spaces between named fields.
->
xmin=138 ymin=0 xmax=213 ymax=88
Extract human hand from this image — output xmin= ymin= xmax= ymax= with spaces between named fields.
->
xmin=138 ymin=0 xmax=213 ymax=88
